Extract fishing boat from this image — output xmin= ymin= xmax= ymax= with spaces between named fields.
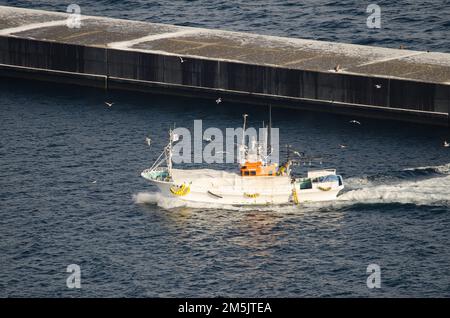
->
xmin=141 ymin=115 xmax=344 ymax=206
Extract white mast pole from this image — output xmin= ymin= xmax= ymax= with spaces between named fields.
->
xmin=239 ymin=114 xmax=248 ymax=165
xmin=167 ymin=128 xmax=173 ymax=174
xmin=268 ymin=105 xmax=272 ymax=163
xmin=242 ymin=114 xmax=248 ymax=146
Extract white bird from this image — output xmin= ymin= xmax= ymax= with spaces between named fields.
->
xmin=349 ymin=120 xmax=361 ymax=125
xmin=375 ymin=84 xmax=382 ymax=89
xmin=334 ymin=64 xmax=341 ymax=72
xmin=443 ymin=140 xmax=450 ymax=148
xmin=91 ymin=180 xmax=97 ymax=184
xmin=105 ymin=102 xmax=114 ymax=107
xmin=216 ymin=97 xmax=222 ymax=104
xmin=339 ymin=144 xmax=347 ymax=149
xmin=145 ymin=137 xmax=152 ymax=146
xmin=179 ymin=56 xmax=184 ymax=63
xmin=293 ymin=151 xmax=305 ymax=158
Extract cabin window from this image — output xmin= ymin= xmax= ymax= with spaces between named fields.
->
xmin=244 ymin=171 xmax=250 ymax=176
xmin=300 ymin=179 xmax=313 ymax=189
xmin=250 ymin=171 xmax=256 ymax=176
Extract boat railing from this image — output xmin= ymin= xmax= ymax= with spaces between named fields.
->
xmin=141 ymin=167 xmax=171 ymax=182
xmin=144 ymin=166 xmax=167 ymax=173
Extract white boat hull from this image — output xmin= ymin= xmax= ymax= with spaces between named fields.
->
xmin=142 ymin=168 xmax=344 ymax=206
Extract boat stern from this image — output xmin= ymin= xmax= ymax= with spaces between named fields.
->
xmin=294 ymin=169 xmax=345 ymax=202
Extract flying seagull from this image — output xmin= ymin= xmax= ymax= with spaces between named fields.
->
xmin=179 ymin=56 xmax=184 ymax=63
xmin=91 ymin=180 xmax=97 ymax=184
xmin=349 ymin=120 xmax=361 ymax=125
xmin=293 ymin=151 xmax=306 ymax=158
xmin=105 ymin=102 xmax=114 ymax=107
xmin=216 ymin=97 xmax=222 ymax=104
xmin=443 ymin=140 xmax=450 ymax=148
xmin=339 ymin=144 xmax=347 ymax=149
xmin=375 ymin=84 xmax=382 ymax=89
xmin=145 ymin=137 xmax=152 ymax=146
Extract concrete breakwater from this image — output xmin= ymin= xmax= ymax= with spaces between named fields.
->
xmin=0 ymin=6 xmax=449 ymax=125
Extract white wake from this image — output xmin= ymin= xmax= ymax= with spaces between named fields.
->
xmin=339 ymin=174 xmax=450 ymax=206
xmin=133 ymin=163 xmax=450 ymax=210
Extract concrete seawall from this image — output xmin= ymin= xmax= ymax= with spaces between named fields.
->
xmin=0 ymin=6 xmax=449 ymax=126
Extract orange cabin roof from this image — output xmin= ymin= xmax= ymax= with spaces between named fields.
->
xmin=240 ymin=161 xmax=278 ymax=176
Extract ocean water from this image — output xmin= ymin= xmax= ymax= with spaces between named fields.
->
xmin=1 ymin=78 xmax=449 ymax=297
xmin=3 ymin=0 xmax=450 ymax=52
xmin=1 ymin=1 xmax=450 ymax=297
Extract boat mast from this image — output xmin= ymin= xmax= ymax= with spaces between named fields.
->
xmin=261 ymin=120 xmax=267 ymax=161
xmin=242 ymin=113 xmax=248 ymax=146
xmin=268 ymin=104 xmax=272 ymax=163
xmin=167 ymin=128 xmax=173 ymax=174
xmin=239 ymin=114 xmax=248 ymax=165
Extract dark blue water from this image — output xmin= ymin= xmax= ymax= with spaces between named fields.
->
xmin=1 ymin=77 xmax=449 ymax=297
xmin=1 ymin=1 xmax=450 ymax=297
xmin=2 ymin=0 xmax=450 ymax=52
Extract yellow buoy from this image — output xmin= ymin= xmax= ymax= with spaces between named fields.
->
xmin=170 ymin=183 xmax=191 ymax=196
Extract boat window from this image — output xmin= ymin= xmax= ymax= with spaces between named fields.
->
xmin=250 ymin=171 xmax=256 ymax=176
xmin=244 ymin=171 xmax=250 ymax=176
xmin=269 ymin=171 xmax=273 ymax=175
xmin=318 ymin=175 xmax=339 ymax=183
xmin=300 ymin=179 xmax=313 ymax=189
